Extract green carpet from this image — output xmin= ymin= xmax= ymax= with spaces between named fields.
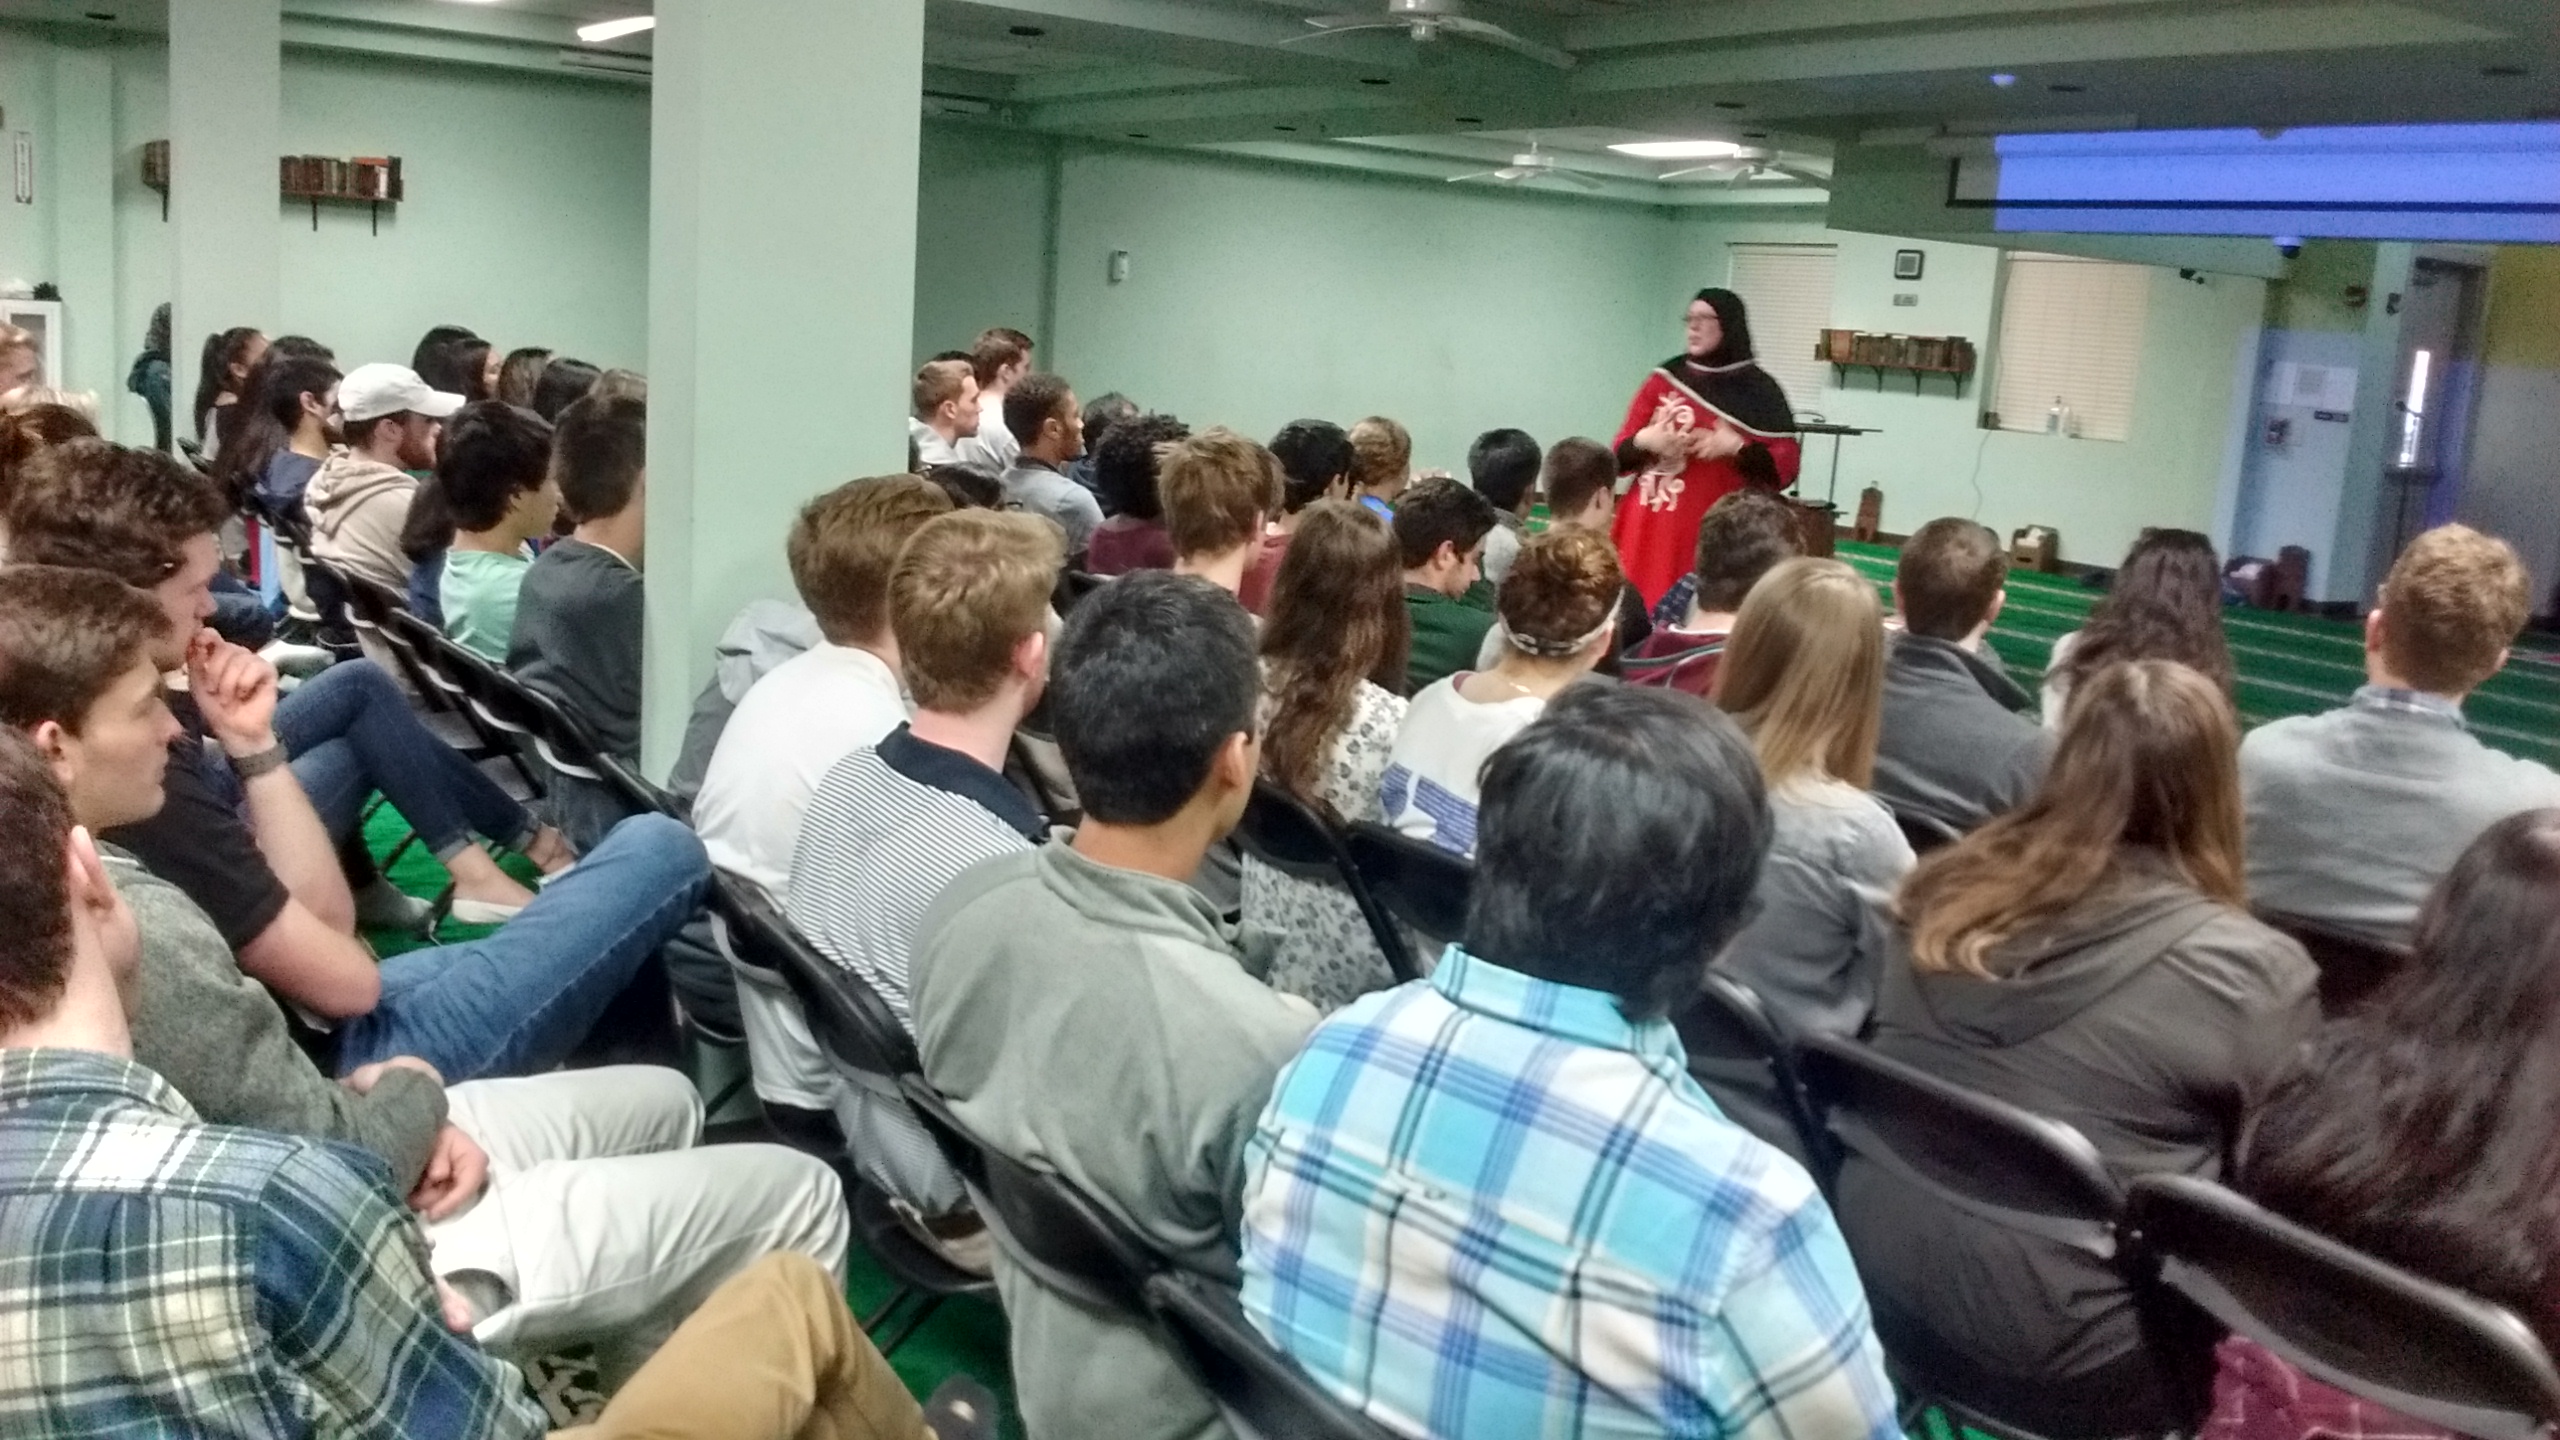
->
xmin=1834 ymin=539 xmax=2560 ymax=771
xmin=356 ymin=804 xmax=1027 ymax=1437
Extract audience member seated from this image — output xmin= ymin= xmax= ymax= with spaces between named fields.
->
xmin=0 ymin=402 xmax=97 ymax=532
xmin=912 ymin=571 xmax=1316 ymax=1440
xmin=1245 ymin=418 xmax=1354 ymax=614
xmin=495 ymin=345 xmax=551 ymax=408
xmin=192 ymin=325 xmax=267 ymax=461
xmin=791 ymin=510 xmax=1060 ymax=1234
xmin=509 ymin=392 xmax=648 ymax=848
xmin=0 ymin=320 xmax=37 ymax=397
xmin=2241 ymin=523 xmax=2560 ymax=948
xmin=1382 ymin=527 xmax=1621 ymax=856
xmin=1467 ymin=426 xmax=1542 ymax=587
xmin=1623 ymin=487 xmax=1802 ymax=698
xmin=0 ymin=565 xmax=849 ymax=1378
xmin=1069 ymin=389 xmax=1137 ymax=494
xmin=0 ymin=728 xmax=971 ymax=1438
xmin=1836 ymin=660 xmax=2317 ymax=1426
xmin=1875 ymin=516 xmax=2054 ymax=833
xmin=1242 ymin=682 xmax=1900 ymax=1440
xmin=1713 ymin=556 xmax=1914 ymax=1041
xmin=1246 ymin=500 xmax=1413 ymax=1010
xmin=2217 ymin=809 xmax=2560 ymax=1440
xmin=1084 ymin=411 xmax=1188 ymax=576
xmin=998 ymin=372 xmax=1102 ymax=560
xmin=307 ymin=362 xmax=459 ymax=596
xmin=907 ymin=359 xmax=979 ymax=470
xmin=437 ymin=401 xmax=560 ymax=662
xmin=11 ymin=440 xmax=573 ymax=926
xmin=531 ymin=354 xmax=602 ymax=421
xmin=2042 ymin=527 xmax=2232 ymax=728
xmin=1347 ymin=414 xmax=1412 ymax=519
xmin=1163 ymin=426 xmax=1284 ymax=598
xmin=1394 ymin=476 xmax=1500 ymax=692
xmin=963 ymin=327 xmax=1034 ymax=471
xmin=1535 ymin=435 xmax=1652 ymax=656
xmin=696 ymin=475 xmax=950 ymax=1118
xmin=667 ymin=597 xmax=825 ymax=801
xmin=5 ymin=449 xmax=709 ymax=1086
xmin=208 ymin=349 xmax=332 ymax=515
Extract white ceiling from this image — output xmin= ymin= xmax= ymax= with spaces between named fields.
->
xmin=5 ymin=0 xmax=2556 ymax=203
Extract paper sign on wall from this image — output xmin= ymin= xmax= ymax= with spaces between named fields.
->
xmin=2271 ymin=361 xmax=2354 ymax=410
xmin=10 ymin=133 xmax=29 ymax=205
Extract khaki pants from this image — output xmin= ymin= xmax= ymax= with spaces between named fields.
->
xmin=558 ymin=1254 xmax=931 ymax=1440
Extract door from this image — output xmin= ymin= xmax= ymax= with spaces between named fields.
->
xmin=2381 ymin=259 xmax=2485 ymax=557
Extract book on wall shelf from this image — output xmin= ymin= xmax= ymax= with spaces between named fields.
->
xmin=141 ymin=141 xmax=403 ymax=231
xmin=1817 ymin=328 xmax=1977 ymax=395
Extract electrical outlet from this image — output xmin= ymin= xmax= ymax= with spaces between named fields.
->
xmin=1892 ymin=293 xmax=1918 ymax=306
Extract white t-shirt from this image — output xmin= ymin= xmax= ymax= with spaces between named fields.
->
xmin=693 ymin=642 xmax=908 ymax=1111
xmin=960 ymin=408 xmax=1019 ymax=471
xmin=1378 ymin=674 xmax=1547 ymax=857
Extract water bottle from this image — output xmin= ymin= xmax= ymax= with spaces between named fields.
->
xmin=2046 ymin=396 xmax=2068 ymax=436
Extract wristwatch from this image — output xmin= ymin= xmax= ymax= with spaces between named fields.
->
xmin=229 ymin=742 xmax=290 ymax=780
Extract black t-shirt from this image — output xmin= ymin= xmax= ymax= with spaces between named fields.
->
xmin=104 ymin=692 xmax=292 ymax=953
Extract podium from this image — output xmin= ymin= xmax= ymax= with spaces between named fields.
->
xmin=1780 ymin=421 xmax=1881 ymax=557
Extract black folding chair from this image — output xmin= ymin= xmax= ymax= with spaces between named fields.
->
xmin=1144 ymin=1269 xmax=1399 ymax=1440
xmin=1672 ymin=971 xmax=1833 ymax=1184
xmin=1344 ymin=821 xmax=1472 ymax=976
xmin=900 ymin=1074 xmax=1163 ymax=1319
xmin=2130 ymin=1174 xmax=2560 ymax=1440
xmin=1889 ymin=806 xmax=1963 ymax=856
xmin=1233 ymin=782 xmax=1418 ymax=982
xmin=2254 ymin=909 xmax=2409 ymax=1017
xmin=1795 ymin=1033 xmax=2193 ymax=1437
xmin=331 ymin=566 xmax=449 ymax=703
xmin=378 ymin=605 xmax=546 ymax=798
xmin=706 ymin=876 xmax=992 ymax=1356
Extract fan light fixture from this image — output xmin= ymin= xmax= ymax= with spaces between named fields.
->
xmin=577 ymin=15 xmax=655 ymax=43
xmin=1608 ymin=140 xmax=1745 ymax=160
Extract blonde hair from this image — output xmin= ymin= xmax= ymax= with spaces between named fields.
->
xmin=1715 ymin=557 xmax=1883 ymax=791
xmin=0 ymin=387 xmax=96 ymax=422
xmin=889 ymin=509 xmax=1063 ymax=712
xmin=2379 ymin=524 xmax=2529 ymax=695
xmin=1897 ymin=659 xmax=2246 ymax=979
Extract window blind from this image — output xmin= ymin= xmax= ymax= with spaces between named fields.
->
xmin=1990 ymin=253 xmax=2151 ymax=443
xmin=1726 ymin=243 xmax=1838 ymax=414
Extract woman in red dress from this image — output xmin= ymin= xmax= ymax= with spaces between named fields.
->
xmin=1611 ymin=288 xmax=1803 ymax=608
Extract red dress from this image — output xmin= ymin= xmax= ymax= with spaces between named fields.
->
xmin=1608 ymin=364 xmax=1802 ymax=609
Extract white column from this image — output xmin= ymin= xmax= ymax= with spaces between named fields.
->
xmin=168 ymin=0 xmax=281 ymax=397
xmin=51 ymin=46 xmax=117 ymax=432
xmin=641 ymin=0 xmax=925 ymax=773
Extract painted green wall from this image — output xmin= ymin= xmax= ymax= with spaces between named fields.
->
xmin=2267 ymin=240 xmax=2379 ymax=334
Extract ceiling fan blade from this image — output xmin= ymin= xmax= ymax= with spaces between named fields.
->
xmin=1279 ymin=17 xmax=1406 ymax=45
xmin=1437 ymin=15 xmax=1577 ymax=69
xmin=1764 ymin=163 xmax=1834 ymax=187
xmin=1657 ymin=160 xmax=1748 ymax=181
xmin=1445 ymin=168 xmax=1504 ymax=183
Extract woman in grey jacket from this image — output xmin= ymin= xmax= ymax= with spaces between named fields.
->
xmin=1835 ymin=659 xmax=2318 ymax=1433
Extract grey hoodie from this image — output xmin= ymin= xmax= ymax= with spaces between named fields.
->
xmin=306 ymin=446 xmax=419 ymax=597
xmin=1830 ymin=854 xmax=2317 ymax=1399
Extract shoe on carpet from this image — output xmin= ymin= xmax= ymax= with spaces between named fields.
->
xmin=890 ymin=1198 xmax=996 ymax=1279
xmin=921 ymin=1376 xmax=1000 ymax=1440
xmin=353 ymin=878 xmax=434 ymax=936
xmin=447 ymin=896 xmax=529 ymax=925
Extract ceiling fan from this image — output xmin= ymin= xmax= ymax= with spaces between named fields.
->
xmin=1658 ymin=151 xmax=1832 ymax=188
xmin=1447 ymin=140 xmax=1603 ymax=191
xmin=1285 ymin=0 xmax=1577 ymax=72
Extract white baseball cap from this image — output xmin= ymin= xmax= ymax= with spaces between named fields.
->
xmin=337 ymin=362 xmax=465 ymax=424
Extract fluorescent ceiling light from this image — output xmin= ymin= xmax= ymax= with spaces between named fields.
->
xmin=577 ymin=15 xmax=655 ymax=42
xmin=1608 ymin=140 xmax=1744 ymax=160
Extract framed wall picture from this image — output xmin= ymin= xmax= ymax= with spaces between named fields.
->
xmin=1893 ymin=248 xmax=1925 ymax=281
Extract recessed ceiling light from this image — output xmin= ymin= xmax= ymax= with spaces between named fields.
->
xmin=1609 ymin=139 xmax=1745 ymax=160
xmin=1989 ymin=72 xmax=2018 ymax=87
xmin=577 ymin=15 xmax=654 ymax=43
xmin=1008 ymin=24 xmax=1045 ymax=37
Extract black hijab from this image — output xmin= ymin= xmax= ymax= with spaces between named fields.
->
xmin=1661 ymin=286 xmax=1795 ymax=436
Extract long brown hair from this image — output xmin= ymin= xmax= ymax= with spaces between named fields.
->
xmin=1715 ymin=556 xmax=1883 ymax=790
xmin=1898 ymin=659 xmax=2246 ymax=978
xmin=1259 ymin=500 xmax=1409 ymax=810
xmin=2055 ymin=528 xmax=2233 ymax=697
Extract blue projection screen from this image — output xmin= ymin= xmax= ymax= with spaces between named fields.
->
xmin=1950 ymin=122 xmax=2560 ymax=242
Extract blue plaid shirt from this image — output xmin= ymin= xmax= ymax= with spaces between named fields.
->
xmin=0 ymin=1047 xmax=546 ymax=1440
xmin=1240 ymin=949 xmax=1900 ymax=1439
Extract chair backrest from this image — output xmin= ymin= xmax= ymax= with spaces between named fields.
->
xmin=2254 ymin=908 xmax=2410 ymax=1017
xmin=707 ymin=873 xmax=916 ymax=1080
xmin=1890 ymin=806 xmax=1963 ymax=856
xmin=1673 ymin=971 xmax=1834 ymax=1182
xmin=897 ymin=1074 xmax=1162 ymax=1315
xmin=1236 ymin=783 xmax=1419 ymax=982
xmin=1345 ymin=821 xmax=1471 ymax=962
xmin=1144 ymin=1269 xmax=1398 ymax=1440
xmin=2130 ymin=1174 xmax=2560 ymax=1440
xmin=1795 ymin=1032 xmax=2126 ymax=1260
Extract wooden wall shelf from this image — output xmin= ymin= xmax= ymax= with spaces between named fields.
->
xmin=1818 ymin=329 xmax=1976 ymax=396
xmin=141 ymin=141 xmax=403 ymax=233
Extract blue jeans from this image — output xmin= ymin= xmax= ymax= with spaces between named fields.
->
xmin=281 ymin=659 xmax=535 ymax=862
xmin=334 ymin=814 xmax=709 ymax=1081
xmin=210 ymin=571 xmax=276 ymax=651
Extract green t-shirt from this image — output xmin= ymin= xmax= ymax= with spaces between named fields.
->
xmin=441 ymin=547 xmax=532 ymax=662
xmin=1404 ymin=585 xmax=1496 ymax=694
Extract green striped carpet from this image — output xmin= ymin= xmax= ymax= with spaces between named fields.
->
xmin=1834 ymin=539 xmax=2560 ymax=771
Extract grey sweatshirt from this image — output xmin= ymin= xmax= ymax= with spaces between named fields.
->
xmin=109 ymin=847 xmax=449 ymax=1191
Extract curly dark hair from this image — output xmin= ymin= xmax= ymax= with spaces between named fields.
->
xmin=1091 ymin=412 xmax=1190 ymax=521
xmin=2054 ymin=528 xmax=2232 ymax=698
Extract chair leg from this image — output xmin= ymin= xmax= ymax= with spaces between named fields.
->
xmin=872 ymin=1292 xmax=946 ymax=1359
xmin=859 ymin=1283 xmax=918 ymax=1336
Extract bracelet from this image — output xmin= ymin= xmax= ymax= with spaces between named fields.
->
xmin=228 ymin=743 xmax=290 ymax=781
